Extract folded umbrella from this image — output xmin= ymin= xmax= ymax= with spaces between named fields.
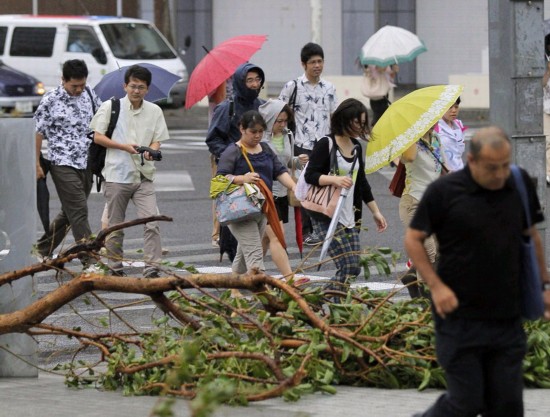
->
xmin=256 ymin=179 xmax=286 ymax=250
xmin=93 ymin=62 xmax=181 ymax=102
xmin=294 ymin=207 xmax=303 ymax=258
xmin=319 ymin=145 xmax=361 ymax=265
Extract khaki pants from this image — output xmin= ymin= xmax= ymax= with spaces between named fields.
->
xmin=399 ymin=194 xmax=438 ymax=271
xmin=104 ymin=179 xmax=161 ymax=274
xmin=227 ymin=216 xmax=267 ymax=274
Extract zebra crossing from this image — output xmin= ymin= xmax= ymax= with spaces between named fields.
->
xmin=34 ymin=236 xmax=408 ymax=297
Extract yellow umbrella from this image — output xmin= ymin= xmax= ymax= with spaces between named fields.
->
xmin=365 ymin=84 xmax=463 ymax=173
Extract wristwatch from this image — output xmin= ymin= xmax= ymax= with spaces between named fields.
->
xmin=543 ymin=282 xmax=550 ymax=291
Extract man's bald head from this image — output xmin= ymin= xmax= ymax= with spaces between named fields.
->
xmin=467 ymin=126 xmax=512 ymax=190
xmin=469 ymin=126 xmax=511 ymax=161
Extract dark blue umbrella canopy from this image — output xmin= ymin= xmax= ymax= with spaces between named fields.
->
xmin=93 ymin=63 xmax=181 ymax=102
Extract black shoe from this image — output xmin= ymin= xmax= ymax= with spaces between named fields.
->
xmin=400 ymin=268 xmax=422 ymax=299
xmin=144 ymin=269 xmax=160 ymax=278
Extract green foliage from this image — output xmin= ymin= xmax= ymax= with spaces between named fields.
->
xmin=53 ymin=247 xmax=550 ymax=412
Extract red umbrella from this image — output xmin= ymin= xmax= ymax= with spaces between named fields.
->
xmin=294 ymin=207 xmax=303 ymax=258
xmin=185 ymin=34 xmax=267 ymax=109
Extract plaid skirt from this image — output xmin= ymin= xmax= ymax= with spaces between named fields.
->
xmin=311 ymin=216 xmax=361 ymax=286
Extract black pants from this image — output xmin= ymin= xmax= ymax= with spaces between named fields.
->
xmin=294 ymin=144 xmax=313 ymax=236
xmin=421 ymin=316 xmax=526 ymax=417
xmin=370 ymin=96 xmax=390 ymax=126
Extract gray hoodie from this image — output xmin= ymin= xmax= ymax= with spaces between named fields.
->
xmin=259 ymin=99 xmax=293 ymax=197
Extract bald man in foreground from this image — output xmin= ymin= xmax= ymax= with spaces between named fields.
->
xmin=405 ymin=126 xmax=550 ymax=417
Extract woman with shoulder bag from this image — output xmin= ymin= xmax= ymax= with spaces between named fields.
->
xmin=304 ymin=98 xmax=387 ymax=290
xmin=398 ymin=125 xmax=448 ymax=298
xmin=216 ymin=111 xmax=296 ymax=292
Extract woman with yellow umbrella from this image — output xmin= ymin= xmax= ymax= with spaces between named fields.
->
xmin=364 ymin=85 xmax=463 ymax=298
xmin=398 ymin=124 xmax=449 ymax=298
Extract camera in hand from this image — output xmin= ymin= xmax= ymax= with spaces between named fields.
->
xmin=134 ymin=146 xmax=162 ymax=165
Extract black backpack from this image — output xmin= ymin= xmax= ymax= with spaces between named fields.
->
xmin=86 ymin=89 xmax=120 ymax=192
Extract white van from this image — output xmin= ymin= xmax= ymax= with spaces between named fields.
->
xmin=0 ymin=14 xmax=189 ymax=107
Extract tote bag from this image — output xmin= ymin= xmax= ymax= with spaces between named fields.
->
xmin=510 ymin=165 xmax=545 ymax=320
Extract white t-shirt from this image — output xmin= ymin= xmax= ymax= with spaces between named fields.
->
xmin=437 ymin=119 xmax=465 ymax=172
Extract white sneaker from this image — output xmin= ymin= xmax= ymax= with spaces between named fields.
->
xmin=82 ymin=264 xmax=105 ymax=275
xmin=546 ymin=175 xmax=550 ymax=186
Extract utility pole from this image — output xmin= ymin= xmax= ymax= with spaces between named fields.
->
xmin=488 ymin=0 xmax=546 ymax=215
xmin=310 ymin=0 xmax=322 ymax=44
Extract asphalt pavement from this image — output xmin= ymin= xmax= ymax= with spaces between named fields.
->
xmin=2 ymin=101 xmax=550 ymax=416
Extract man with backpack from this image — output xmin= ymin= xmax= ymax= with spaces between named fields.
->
xmin=34 ymin=59 xmax=101 ymax=267
xmin=90 ymin=65 xmax=169 ymax=278
xmin=205 ymin=62 xmax=266 ymax=248
xmin=279 ymin=43 xmax=338 ymax=245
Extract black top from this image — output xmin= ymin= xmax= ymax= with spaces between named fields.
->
xmin=304 ymin=136 xmax=375 ymax=224
xmin=410 ymin=165 xmax=544 ymax=319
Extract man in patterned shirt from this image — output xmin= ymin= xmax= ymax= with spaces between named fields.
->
xmin=34 ymin=59 xmax=101 ymax=265
xmin=279 ymin=42 xmax=338 ymax=245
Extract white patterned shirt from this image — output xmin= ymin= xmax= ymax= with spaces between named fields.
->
xmin=279 ymin=74 xmax=337 ymax=150
xmin=34 ymin=84 xmax=101 ymax=169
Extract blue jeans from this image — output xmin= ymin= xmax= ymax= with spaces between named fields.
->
xmin=421 ymin=316 xmax=526 ymax=417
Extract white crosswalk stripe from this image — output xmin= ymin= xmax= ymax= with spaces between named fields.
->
xmin=35 ymin=239 xmax=408 ymax=296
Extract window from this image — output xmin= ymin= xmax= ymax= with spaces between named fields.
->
xmin=10 ymin=27 xmax=56 ymax=57
xmin=67 ymin=27 xmax=102 ymax=54
xmin=100 ymin=23 xmax=176 ymax=60
xmin=0 ymin=27 xmax=7 ymax=55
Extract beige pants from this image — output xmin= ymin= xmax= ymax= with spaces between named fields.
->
xmin=399 ymin=194 xmax=438 ymax=271
xmin=104 ymin=180 xmax=161 ymax=273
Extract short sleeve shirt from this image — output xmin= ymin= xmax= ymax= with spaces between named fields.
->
xmin=279 ymin=74 xmax=337 ymax=150
xmin=410 ymin=165 xmax=544 ymax=319
xmin=437 ymin=119 xmax=465 ymax=171
xmin=89 ymin=96 xmax=169 ymax=183
xmin=34 ymin=85 xmax=101 ymax=169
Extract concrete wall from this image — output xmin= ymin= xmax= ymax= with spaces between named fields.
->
xmin=0 ymin=119 xmax=37 ymax=377
xmin=416 ymin=0 xmax=489 ymax=85
xmin=212 ymin=0 xmax=342 ymax=93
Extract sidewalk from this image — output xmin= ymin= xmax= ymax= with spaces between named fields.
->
xmin=0 ymin=372 xmax=548 ymax=417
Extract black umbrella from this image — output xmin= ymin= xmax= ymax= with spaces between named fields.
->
xmin=37 ymin=153 xmax=51 ymax=231
xmin=219 ymin=225 xmax=237 ymax=262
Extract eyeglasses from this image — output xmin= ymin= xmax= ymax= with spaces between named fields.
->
xmin=127 ymin=84 xmax=148 ymax=91
xmin=245 ymin=76 xmax=262 ymax=85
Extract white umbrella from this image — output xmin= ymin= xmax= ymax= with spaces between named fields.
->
xmin=359 ymin=25 xmax=427 ymax=67
xmin=318 ymin=145 xmax=361 ymax=266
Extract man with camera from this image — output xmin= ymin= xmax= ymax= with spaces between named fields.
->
xmin=90 ymin=65 xmax=169 ymax=278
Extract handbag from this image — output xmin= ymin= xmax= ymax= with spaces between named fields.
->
xmin=361 ymin=67 xmax=391 ymax=100
xmin=510 ymin=165 xmax=545 ymax=320
xmin=389 ymin=161 xmax=406 ymax=197
xmin=301 ymin=138 xmax=359 ymax=219
xmin=214 ymin=179 xmax=264 ymax=226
